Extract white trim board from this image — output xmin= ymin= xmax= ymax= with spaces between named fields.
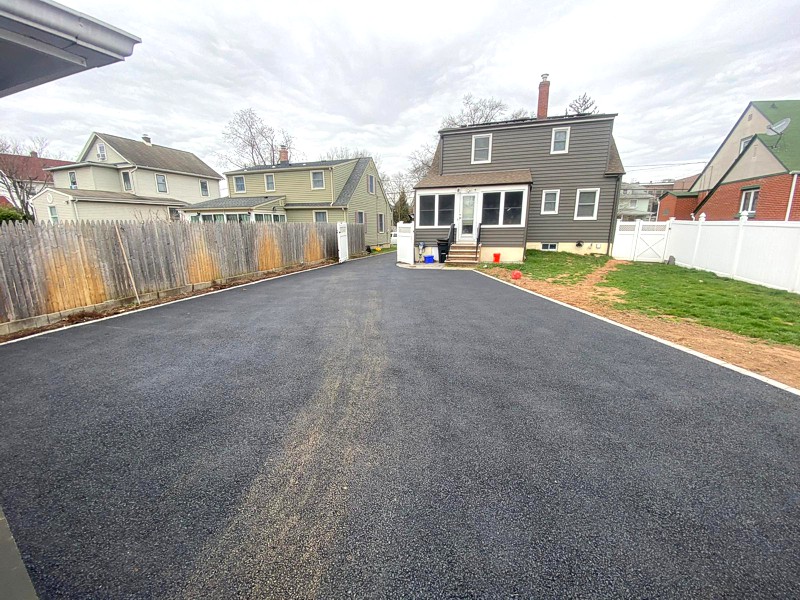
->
xmin=0 ymin=256 xmax=377 ymax=347
xmin=473 ymin=270 xmax=800 ymax=397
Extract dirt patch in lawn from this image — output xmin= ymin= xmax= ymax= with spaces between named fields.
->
xmin=486 ymin=261 xmax=800 ymax=390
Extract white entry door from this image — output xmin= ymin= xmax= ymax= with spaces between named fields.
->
xmin=457 ymin=194 xmax=477 ymax=242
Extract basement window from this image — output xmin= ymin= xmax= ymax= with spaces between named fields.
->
xmin=541 ymin=243 xmax=557 ymax=251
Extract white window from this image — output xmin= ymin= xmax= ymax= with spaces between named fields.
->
xmin=233 ymin=176 xmax=246 ymax=193
xmin=551 ymin=127 xmax=570 ymax=154
xmin=97 ymin=143 xmax=107 ymax=161
xmin=311 ymin=171 xmax=325 ymax=189
xmin=274 ymin=214 xmax=286 ymax=222
xmin=574 ymin=188 xmax=600 ymax=220
xmin=314 ymin=210 xmax=328 ymax=222
xmin=377 ymin=213 xmax=385 ymax=233
xmin=471 ymin=134 xmax=492 ymax=164
xmin=121 ymin=171 xmax=133 ymax=191
xmin=368 ymin=174 xmax=375 ymax=194
xmin=740 ymin=189 xmax=759 ymax=214
xmin=68 ymin=171 xmax=77 ymax=189
xmin=481 ymin=190 xmax=525 ymax=226
xmin=356 ymin=211 xmax=365 ymax=224
xmin=541 ymin=243 xmax=557 ymax=251
xmin=739 ymin=136 xmax=753 ymax=154
xmin=155 ymin=173 xmax=168 ymax=193
xmin=199 ymin=180 xmax=209 ymax=196
xmin=225 ymin=213 xmax=249 ymax=222
xmin=417 ymin=193 xmax=455 ymax=227
xmin=265 ymin=173 xmax=275 ymax=192
xmin=541 ymin=189 xmax=560 ymax=214
xmin=48 ymin=205 xmax=58 ymax=223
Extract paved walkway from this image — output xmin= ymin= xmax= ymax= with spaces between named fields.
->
xmin=0 ymin=253 xmax=797 ymax=598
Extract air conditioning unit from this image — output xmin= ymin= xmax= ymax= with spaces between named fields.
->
xmin=69 ymin=184 xmax=77 ymax=189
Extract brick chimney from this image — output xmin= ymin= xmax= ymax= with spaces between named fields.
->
xmin=537 ymin=73 xmax=550 ymax=119
xmin=29 ymin=151 xmax=38 ymax=158
xmin=142 ymin=134 xmax=152 ymax=145
xmin=278 ymin=145 xmax=289 ymax=164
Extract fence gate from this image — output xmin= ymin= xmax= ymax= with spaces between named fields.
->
xmin=396 ymin=222 xmax=415 ymax=265
xmin=337 ymin=222 xmax=349 ymax=263
xmin=612 ymin=219 xmax=670 ymax=262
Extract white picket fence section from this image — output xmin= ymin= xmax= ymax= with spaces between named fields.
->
xmin=396 ymin=222 xmax=415 ymax=265
xmin=612 ymin=216 xmax=800 ymax=293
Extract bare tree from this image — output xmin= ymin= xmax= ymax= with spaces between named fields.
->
xmin=441 ymin=94 xmax=510 ymax=128
xmin=320 ymin=146 xmax=383 ymax=174
xmin=220 ymin=108 xmax=296 ymax=169
xmin=0 ymin=136 xmax=56 ymax=217
xmin=568 ymin=93 xmax=598 ymax=115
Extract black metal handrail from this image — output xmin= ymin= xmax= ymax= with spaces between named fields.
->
xmin=476 ymin=222 xmax=482 ymax=246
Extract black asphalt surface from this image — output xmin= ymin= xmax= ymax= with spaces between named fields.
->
xmin=0 ymin=253 xmax=798 ymax=598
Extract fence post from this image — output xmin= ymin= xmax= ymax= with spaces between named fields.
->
xmin=690 ymin=213 xmax=705 ymax=268
xmin=630 ymin=219 xmax=642 ymax=262
xmin=662 ymin=217 xmax=676 ymax=262
xmin=730 ymin=214 xmax=748 ymax=277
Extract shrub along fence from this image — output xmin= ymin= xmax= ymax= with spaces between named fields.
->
xmin=0 ymin=220 xmax=366 ymax=331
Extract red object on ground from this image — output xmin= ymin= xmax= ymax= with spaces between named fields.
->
xmin=511 ymin=270 xmax=522 ymax=280
xmin=493 ymin=253 xmax=501 ymax=263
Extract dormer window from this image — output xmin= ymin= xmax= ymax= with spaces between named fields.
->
xmin=122 ymin=171 xmax=133 ymax=191
xmin=97 ymin=143 xmax=107 ymax=161
xmin=471 ymin=134 xmax=492 ymax=164
xmin=68 ymin=171 xmax=77 ymax=189
xmin=265 ymin=174 xmax=275 ymax=192
xmin=200 ymin=180 xmax=209 ymax=196
xmin=233 ymin=175 xmax=246 ymax=193
xmin=739 ymin=136 xmax=753 ymax=154
xmin=551 ymin=127 xmax=570 ymax=154
xmin=311 ymin=170 xmax=325 ymax=189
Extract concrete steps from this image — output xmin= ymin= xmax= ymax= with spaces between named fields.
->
xmin=446 ymin=243 xmax=480 ymax=265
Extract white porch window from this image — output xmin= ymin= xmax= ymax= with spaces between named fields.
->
xmin=481 ymin=190 xmax=524 ymax=226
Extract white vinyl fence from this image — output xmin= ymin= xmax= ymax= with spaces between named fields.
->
xmin=396 ymin=222 xmax=415 ymax=265
xmin=613 ymin=216 xmax=800 ymax=293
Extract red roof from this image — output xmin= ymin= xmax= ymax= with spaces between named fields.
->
xmin=0 ymin=196 xmax=13 ymax=208
xmin=0 ymin=153 xmax=72 ymax=183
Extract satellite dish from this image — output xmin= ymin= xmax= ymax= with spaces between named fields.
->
xmin=766 ymin=118 xmax=791 ymax=135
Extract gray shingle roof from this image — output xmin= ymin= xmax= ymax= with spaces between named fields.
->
xmin=333 ymin=157 xmax=370 ymax=206
xmin=95 ymin=133 xmax=222 ymax=179
xmin=188 ymin=196 xmax=284 ymax=210
xmin=51 ymin=188 xmax=189 ymax=206
xmin=226 ymin=159 xmax=354 ymax=175
xmin=606 ymin=137 xmax=625 ymax=175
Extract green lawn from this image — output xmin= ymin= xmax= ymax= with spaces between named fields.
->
xmin=490 ymin=250 xmax=610 ymax=284
xmin=602 ymin=263 xmax=800 ymax=346
xmin=486 ymin=250 xmax=800 ymax=346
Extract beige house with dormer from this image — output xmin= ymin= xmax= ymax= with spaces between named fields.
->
xmin=30 ymin=133 xmax=222 ymax=223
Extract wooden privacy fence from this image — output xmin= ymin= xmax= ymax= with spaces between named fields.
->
xmin=0 ymin=220 xmax=367 ymax=326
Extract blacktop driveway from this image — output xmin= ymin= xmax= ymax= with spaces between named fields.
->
xmin=0 ymin=253 xmax=798 ymax=598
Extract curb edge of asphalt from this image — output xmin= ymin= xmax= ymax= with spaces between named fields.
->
xmin=474 ymin=269 xmax=800 ymax=398
xmin=0 ymin=508 xmax=38 ymax=599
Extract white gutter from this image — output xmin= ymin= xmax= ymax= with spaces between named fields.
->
xmin=785 ymin=172 xmax=798 ymax=221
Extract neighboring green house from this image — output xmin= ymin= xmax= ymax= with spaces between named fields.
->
xmin=185 ymin=150 xmax=392 ymax=247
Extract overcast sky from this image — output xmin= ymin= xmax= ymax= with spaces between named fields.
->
xmin=2 ymin=0 xmax=798 ymax=185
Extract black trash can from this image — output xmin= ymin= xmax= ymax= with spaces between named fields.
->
xmin=436 ymin=239 xmax=450 ymax=263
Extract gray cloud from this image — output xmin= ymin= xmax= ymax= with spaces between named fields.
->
xmin=1 ymin=0 xmax=797 ymax=185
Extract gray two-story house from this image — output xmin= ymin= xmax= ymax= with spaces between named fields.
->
xmin=413 ymin=76 xmax=624 ymax=263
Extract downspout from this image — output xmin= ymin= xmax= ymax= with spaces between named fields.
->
xmin=785 ymin=172 xmax=798 ymax=221
xmin=606 ymin=174 xmax=622 ymax=255
xmin=71 ymin=198 xmax=80 ymax=221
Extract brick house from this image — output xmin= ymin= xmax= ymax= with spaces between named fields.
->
xmin=660 ymin=101 xmax=800 ymax=221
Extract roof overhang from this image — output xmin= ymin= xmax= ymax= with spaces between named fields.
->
xmin=0 ymin=0 xmax=140 ymax=98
